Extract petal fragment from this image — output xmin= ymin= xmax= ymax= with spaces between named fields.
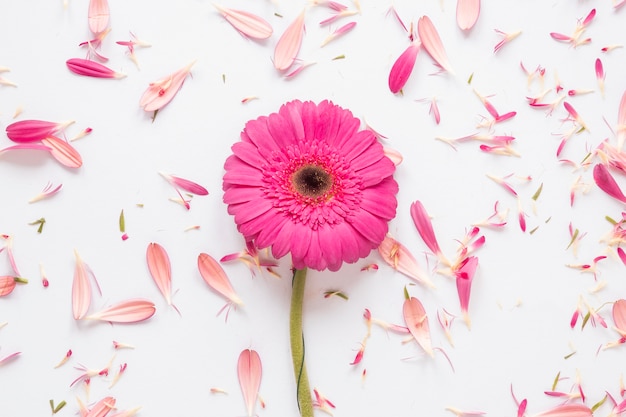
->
xmin=72 ymin=250 xmax=92 ymax=320
xmin=403 ymin=297 xmax=434 ymax=357
xmin=456 ymin=0 xmax=480 ymax=31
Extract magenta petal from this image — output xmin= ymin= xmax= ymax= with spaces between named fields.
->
xmin=593 ymin=163 xmax=626 ymax=203
xmin=455 ymin=256 xmax=478 ymax=322
xmin=388 ymin=42 xmax=420 ymax=94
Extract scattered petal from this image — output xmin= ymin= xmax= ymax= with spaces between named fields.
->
xmin=72 ymin=250 xmax=92 ymax=320
xmin=140 ymin=61 xmax=196 ymax=112
xmin=146 ymin=243 xmax=175 ymax=308
xmin=237 ymin=349 xmax=262 ymax=417
xmin=456 ymin=0 xmax=480 ymax=31
xmin=6 ymin=119 xmax=75 ymax=143
xmin=403 ymin=296 xmax=434 ymax=357
xmin=41 ymin=136 xmax=83 ymax=168
xmin=274 ymin=9 xmax=306 ymax=71
xmin=85 ymin=299 xmax=156 ymax=323
xmin=198 ymin=253 xmax=243 ymax=306
xmin=214 ymin=4 xmax=273 ymax=40
xmin=378 ymin=235 xmax=435 ymax=288
xmin=66 ymin=58 xmax=125 ymax=79
xmin=418 ymin=16 xmax=454 ymax=74
xmin=388 ymin=41 xmax=420 ymax=94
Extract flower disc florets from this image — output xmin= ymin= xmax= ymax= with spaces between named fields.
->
xmin=223 ymin=100 xmax=398 ymax=271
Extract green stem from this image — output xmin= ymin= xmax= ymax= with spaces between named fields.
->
xmin=290 ymin=268 xmax=314 ymax=417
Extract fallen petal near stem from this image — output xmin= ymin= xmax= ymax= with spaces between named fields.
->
xmin=198 ymin=253 xmax=243 ymax=305
xmin=237 ymin=349 xmax=262 ymax=417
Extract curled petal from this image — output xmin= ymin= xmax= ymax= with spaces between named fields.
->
xmin=403 ymin=297 xmax=434 ymax=357
xmin=66 ymin=58 xmax=125 ymax=79
xmin=593 ymin=163 xmax=626 ymax=203
xmin=388 ymin=42 xmax=420 ymax=94
xmin=85 ymin=299 xmax=156 ymax=323
xmin=41 ymin=136 xmax=82 ymax=168
xmin=456 ymin=0 xmax=480 ymax=31
xmin=418 ymin=16 xmax=454 ymax=74
xmin=6 ymin=119 xmax=74 ymax=143
xmin=198 ymin=253 xmax=243 ymax=305
xmin=273 ymin=9 xmax=306 ymax=71
xmin=237 ymin=349 xmax=262 ymax=417
xmin=214 ymin=4 xmax=273 ymax=39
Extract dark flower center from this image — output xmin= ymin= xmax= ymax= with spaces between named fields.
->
xmin=292 ymin=165 xmax=333 ymax=198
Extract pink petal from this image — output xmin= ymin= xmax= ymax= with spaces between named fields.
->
xmin=0 ymin=143 xmax=51 ymax=155
xmin=410 ymin=200 xmax=443 ymax=258
xmin=273 ymin=9 xmax=306 ymax=71
xmin=593 ymin=163 xmax=626 ymax=203
xmin=5 ymin=119 xmax=74 ymax=143
xmin=84 ymin=396 xmax=116 ymax=417
xmin=418 ymin=16 xmax=454 ymax=74
xmin=72 ymin=250 xmax=92 ymax=320
xmin=88 ymin=0 xmax=110 ymax=36
xmin=66 ymin=58 xmax=125 ymax=79
xmin=533 ymin=404 xmax=592 ymax=417
xmin=388 ymin=41 xmax=420 ymax=94
xmin=41 ymin=136 xmax=83 ymax=168
xmin=613 ymin=299 xmax=626 ymax=334
xmin=403 ymin=297 xmax=434 ymax=357
xmin=0 ymin=276 xmax=17 ymax=297
xmin=197 ymin=253 xmax=243 ymax=305
xmin=159 ymin=172 xmax=209 ymax=195
xmin=214 ymin=4 xmax=273 ymax=39
xmin=618 ymin=90 xmax=626 ymax=146
xmin=146 ymin=243 xmax=172 ymax=305
xmin=0 ymin=351 xmax=21 ymax=366
xmin=378 ymin=235 xmax=435 ymax=288
xmin=86 ymin=299 xmax=156 ymax=323
xmin=139 ymin=61 xmax=195 ymax=112
xmin=456 ymin=0 xmax=480 ymax=31
xmin=550 ymin=33 xmax=573 ymax=42
xmin=237 ymin=349 xmax=262 ymax=417
xmin=455 ymin=256 xmax=478 ymax=326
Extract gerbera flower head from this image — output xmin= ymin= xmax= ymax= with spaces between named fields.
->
xmin=223 ymin=100 xmax=398 ymax=271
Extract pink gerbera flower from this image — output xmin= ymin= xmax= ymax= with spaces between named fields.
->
xmin=223 ymin=100 xmax=398 ymax=271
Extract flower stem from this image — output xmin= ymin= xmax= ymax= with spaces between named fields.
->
xmin=290 ymin=268 xmax=314 ymax=417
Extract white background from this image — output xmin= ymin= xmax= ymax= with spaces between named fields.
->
xmin=1 ymin=0 xmax=626 ymax=416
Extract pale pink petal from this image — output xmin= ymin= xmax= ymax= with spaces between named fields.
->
xmin=139 ymin=61 xmax=195 ymax=112
xmin=5 ymin=119 xmax=75 ymax=143
xmin=418 ymin=16 xmax=454 ymax=74
xmin=593 ymin=163 xmax=626 ymax=203
xmin=321 ymin=21 xmax=357 ymax=47
xmin=86 ymin=299 xmax=156 ymax=323
xmin=214 ymin=4 xmax=273 ymax=39
xmin=410 ymin=200 xmax=443 ymax=258
xmin=84 ymin=397 xmax=116 ymax=417
xmin=403 ymin=297 xmax=434 ymax=357
xmin=72 ymin=250 xmax=92 ymax=320
xmin=197 ymin=253 xmax=243 ymax=305
xmin=455 ymin=256 xmax=478 ymax=327
xmin=66 ymin=58 xmax=125 ymax=79
xmin=0 ymin=276 xmax=17 ymax=297
xmin=388 ymin=41 xmax=420 ymax=94
xmin=88 ymin=0 xmax=110 ymax=36
xmin=41 ymin=136 xmax=83 ymax=168
xmin=456 ymin=0 xmax=480 ymax=31
xmin=613 ymin=299 xmax=626 ymax=334
xmin=146 ymin=243 xmax=172 ymax=305
xmin=0 ymin=351 xmax=21 ymax=366
xmin=533 ymin=404 xmax=592 ymax=417
xmin=273 ymin=9 xmax=306 ymax=71
xmin=618 ymin=90 xmax=626 ymax=147
xmin=159 ymin=172 xmax=209 ymax=195
xmin=378 ymin=235 xmax=435 ymax=288
xmin=237 ymin=349 xmax=262 ymax=417
xmin=0 ymin=143 xmax=51 ymax=156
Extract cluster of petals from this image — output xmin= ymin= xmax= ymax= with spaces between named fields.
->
xmin=223 ymin=100 xmax=398 ymax=271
